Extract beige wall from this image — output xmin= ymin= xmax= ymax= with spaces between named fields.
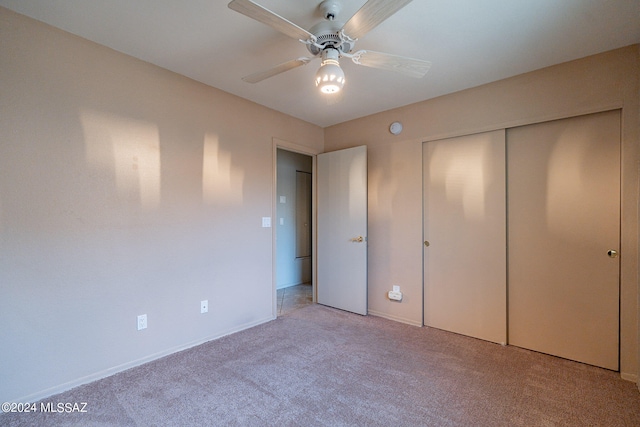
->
xmin=325 ymin=45 xmax=640 ymax=381
xmin=0 ymin=7 xmax=323 ymax=402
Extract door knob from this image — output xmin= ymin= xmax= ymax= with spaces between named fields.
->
xmin=607 ymin=249 xmax=618 ymax=258
xmin=351 ymin=236 xmax=364 ymax=243
xmin=424 ymin=240 xmax=430 ymax=247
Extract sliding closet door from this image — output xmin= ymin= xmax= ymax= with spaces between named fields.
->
xmin=423 ymin=130 xmax=506 ymax=344
xmin=507 ymin=111 xmax=620 ymax=370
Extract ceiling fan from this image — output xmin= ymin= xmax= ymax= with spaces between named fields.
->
xmin=228 ymin=0 xmax=431 ymax=94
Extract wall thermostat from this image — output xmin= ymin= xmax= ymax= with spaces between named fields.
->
xmin=389 ymin=121 xmax=403 ymax=135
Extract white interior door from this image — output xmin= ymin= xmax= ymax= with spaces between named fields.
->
xmin=423 ymin=130 xmax=507 ymax=344
xmin=317 ymin=145 xmax=367 ymax=315
xmin=507 ymin=110 xmax=620 ymax=370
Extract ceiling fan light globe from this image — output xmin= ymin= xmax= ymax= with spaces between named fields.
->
xmin=320 ymin=84 xmax=341 ymax=94
xmin=315 ymin=62 xmax=345 ymax=93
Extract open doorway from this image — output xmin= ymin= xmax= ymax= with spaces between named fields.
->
xmin=276 ymin=148 xmax=313 ymax=316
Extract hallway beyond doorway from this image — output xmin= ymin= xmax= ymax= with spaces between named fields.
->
xmin=277 ymin=283 xmax=312 ymax=316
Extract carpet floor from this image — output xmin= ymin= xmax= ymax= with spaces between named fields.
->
xmin=2 ymin=304 xmax=640 ymax=426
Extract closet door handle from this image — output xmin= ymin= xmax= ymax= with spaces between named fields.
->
xmin=607 ymin=249 xmax=618 ymax=258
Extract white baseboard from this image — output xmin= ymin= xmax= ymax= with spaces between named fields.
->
xmin=620 ymin=372 xmax=638 ymax=383
xmin=276 ymin=281 xmax=311 ymax=290
xmin=12 ymin=313 xmax=637 ymax=402
xmin=10 ymin=315 xmax=274 ymax=404
xmin=368 ymin=309 xmax=423 ymax=327
xmin=368 ymin=312 xmax=639 ymax=388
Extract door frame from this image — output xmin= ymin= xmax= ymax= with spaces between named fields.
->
xmin=272 ymin=138 xmax=321 ymax=318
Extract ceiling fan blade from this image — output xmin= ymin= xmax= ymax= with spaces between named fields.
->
xmin=341 ymin=0 xmax=413 ymax=40
xmin=351 ymin=50 xmax=431 ymax=78
xmin=242 ymin=57 xmax=314 ymax=83
xmin=228 ymin=0 xmax=315 ymax=41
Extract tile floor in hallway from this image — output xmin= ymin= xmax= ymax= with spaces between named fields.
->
xmin=277 ymin=283 xmax=313 ymax=316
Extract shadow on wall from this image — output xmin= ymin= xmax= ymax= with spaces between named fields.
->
xmin=428 ymin=136 xmax=495 ymax=222
xmin=81 ymin=109 xmax=245 ymax=209
xmin=202 ymin=132 xmax=245 ymax=206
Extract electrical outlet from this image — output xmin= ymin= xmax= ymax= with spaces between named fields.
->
xmin=137 ymin=314 xmax=147 ymax=330
xmin=388 ymin=290 xmax=403 ymax=301
xmin=201 ymin=300 xmax=208 ymax=314
xmin=393 ymin=285 xmax=400 ymax=292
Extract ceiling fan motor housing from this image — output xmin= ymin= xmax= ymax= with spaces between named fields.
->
xmin=319 ymin=0 xmax=342 ymax=20
xmin=307 ymin=20 xmax=354 ymax=56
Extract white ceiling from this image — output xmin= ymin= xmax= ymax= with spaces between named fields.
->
xmin=2 ymin=0 xmax=639 ymax=127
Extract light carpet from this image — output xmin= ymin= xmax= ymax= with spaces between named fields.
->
xmin=2 ymin=304 xmax=639 ymax=426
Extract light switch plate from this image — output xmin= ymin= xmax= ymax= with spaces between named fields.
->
xmin=280 ymin=196 xmax=286 ymax=203
xmin=262 ymin=217 xmax=271 ymax=227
